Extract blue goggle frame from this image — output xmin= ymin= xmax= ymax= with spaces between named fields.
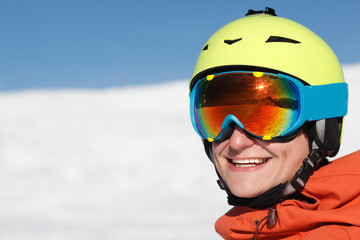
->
xmin=189 ymin=71 xmax=348 ymax=142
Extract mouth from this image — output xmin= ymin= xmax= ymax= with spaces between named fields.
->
xmin=228 ymin=158 xmax=270 ymax=168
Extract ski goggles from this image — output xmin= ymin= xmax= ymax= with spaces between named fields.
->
xmin=190 ymin=71 xmax=348 ymax=142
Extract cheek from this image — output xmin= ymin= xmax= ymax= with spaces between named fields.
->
xmin=211 ymin=142 xmax=229 ymax=172
xmin=274 ymin=134 xmax=310 ymax=177
xmin=288 ymin=133 xmax=309 ymax=160
xmin=212 ymin=141 xmax=226 ymax=157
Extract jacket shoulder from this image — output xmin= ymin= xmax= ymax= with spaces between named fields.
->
xmin=303 ymin=151 xmax=360 ymax=209
xmin=314 ymin=150 xmax=360 ymax=178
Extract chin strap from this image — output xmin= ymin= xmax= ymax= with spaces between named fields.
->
xmin=284 ymin=147 xmax=326 ymax=195
xmin=227 ymin=183 xmax=288 ymax=209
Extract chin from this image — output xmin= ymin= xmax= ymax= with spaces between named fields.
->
xmin=229 ymin=186 xmax=266 ymax=199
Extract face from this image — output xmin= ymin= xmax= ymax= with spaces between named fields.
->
xmin=212 ymin=126 xmax=309 ymax=198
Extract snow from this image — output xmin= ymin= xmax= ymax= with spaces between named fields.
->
xmin=0 ymin=64 xmax=359 ymax=240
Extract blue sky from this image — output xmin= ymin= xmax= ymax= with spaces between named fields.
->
xmin=0 ymin=0 xmax=359 ymax=90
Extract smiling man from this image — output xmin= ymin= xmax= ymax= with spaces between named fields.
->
xmin=189 ymin=7 xmax=360 ymax=240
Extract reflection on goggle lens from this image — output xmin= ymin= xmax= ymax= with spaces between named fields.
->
xmin=194 ymin=71 xmax=300 ymax=141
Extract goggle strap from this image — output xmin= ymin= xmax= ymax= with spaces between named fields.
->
xmin=305 ymin=82 xmax=348 ymax=121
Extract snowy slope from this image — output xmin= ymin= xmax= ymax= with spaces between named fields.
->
xmin=0 ymin=64 xmax=359 ymax=240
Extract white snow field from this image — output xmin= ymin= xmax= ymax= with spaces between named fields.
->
xmin=0 ymin=64 xmax=359 ymax=240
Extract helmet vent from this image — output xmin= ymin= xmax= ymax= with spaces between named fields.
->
xmin=224 ymin=38 xmax=243 ymax=45
xmin=202 ymin=44 xmax=209 ymax=51
xmin=266 ymin=36 xmax=301 ymax=44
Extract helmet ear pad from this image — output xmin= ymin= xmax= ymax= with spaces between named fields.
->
xmin=306 ymin=117 xmax=343 ymax=157
xmin=203 ymin=139 xmax=213 ymax=162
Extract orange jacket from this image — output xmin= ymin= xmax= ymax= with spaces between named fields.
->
xmin=215 ymin=150 xmax=360 ymax=239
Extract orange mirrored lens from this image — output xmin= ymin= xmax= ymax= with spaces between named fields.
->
xmin=194 ymin=72 xmax=300 ymax=139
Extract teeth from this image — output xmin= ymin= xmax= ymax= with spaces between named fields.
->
xmin=231 ymin=158 xmax=268 ymax=167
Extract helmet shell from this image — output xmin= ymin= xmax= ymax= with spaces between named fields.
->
xmin=191 ymin=14 xmax=344 ymax=87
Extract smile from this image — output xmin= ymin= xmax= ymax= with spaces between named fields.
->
xmin=229 ymin=158 xmax=270 ymax=167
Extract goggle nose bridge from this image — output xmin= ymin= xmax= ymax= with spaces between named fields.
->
xmin=214 ymin=115 xmax=244 ymax=142
xmin=215 ymin=114 xmax=264 ymax=142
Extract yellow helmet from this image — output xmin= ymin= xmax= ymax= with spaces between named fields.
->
xmin=190 ymin=8 xmax=344 ymax=89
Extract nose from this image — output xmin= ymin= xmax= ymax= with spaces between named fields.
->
xmin=228 ymin=125 xmax=256 ymax=151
